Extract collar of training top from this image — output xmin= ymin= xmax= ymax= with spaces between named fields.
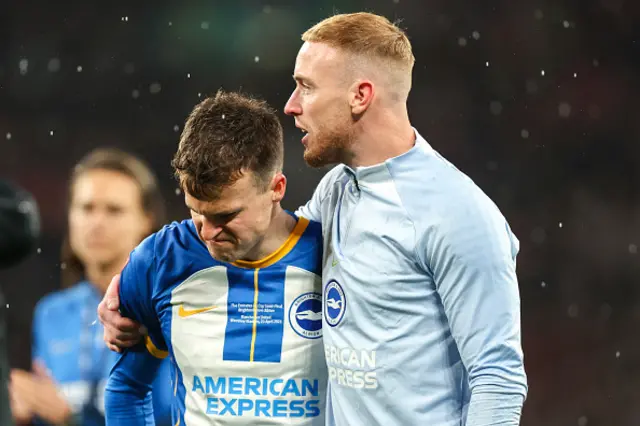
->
xmin=342 ymin=128 xmax=433 ymax=185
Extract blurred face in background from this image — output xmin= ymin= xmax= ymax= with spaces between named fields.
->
xmin=68 ymin=169 xmax=151 ymax=272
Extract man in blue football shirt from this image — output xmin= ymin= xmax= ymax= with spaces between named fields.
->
xmin=103 ymin=90 xmax=327 ymax=425
xmin=101 ymin=12 xmax=527 ymax=426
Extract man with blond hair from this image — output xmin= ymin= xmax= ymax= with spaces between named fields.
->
xmin=98 ymin=11 xmax=527 ymax=426
xmin=287 ymin=12 xmax=527 ymax=426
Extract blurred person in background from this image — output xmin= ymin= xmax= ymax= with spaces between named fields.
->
xmin=8 ymin=148 xmax=173 ymax=426
xmin=0 ymin=180 xmax=41 ymax=426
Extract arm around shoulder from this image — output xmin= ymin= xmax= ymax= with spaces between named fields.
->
xmin=294 ymin=165 xmax=343 ymax=222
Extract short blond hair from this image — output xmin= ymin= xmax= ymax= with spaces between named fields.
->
xmin=302 ymin=12 xmax=415 ymax=71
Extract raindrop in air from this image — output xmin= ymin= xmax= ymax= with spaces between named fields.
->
xmin=149 ymin=82 xmax=162 ymax=94
xmin=19 ymin=59 xmax=28 ymax=75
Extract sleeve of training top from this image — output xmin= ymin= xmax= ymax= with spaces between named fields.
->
xmin=421 ymin=195 xmax=527 ymax=426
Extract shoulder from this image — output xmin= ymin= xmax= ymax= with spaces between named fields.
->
xmin=302 ymin=217 xmax=322 ymax=239
xmin=314 ymin=165 xmax=349 ymax=198
xmin=296 ymin=216 xmax=323 ymax=258
xmin=125 ymin=218 xmax=215 ymax=297
xmin=387 ymin=136 xmax=507 ymax=235
xmin=319 ymin=164 xmax=348 ymax=184
xmin=272 ymin=214 xmax=323 ymax=276
xmin=386 ymin=135 xmax=517 ymax=267
xmin=155 ymin=219 xmax=199 ymax=245
xmin=130 ymin=219 xmax=201 ymax=263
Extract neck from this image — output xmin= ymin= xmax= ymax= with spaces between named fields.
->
xmin=243 ymin=206 xmax=296 ymax=261
xmin=85 ymin=259 xmax=128 ymax=295
xmin=346 ymin=106 xmax=415 ymax=168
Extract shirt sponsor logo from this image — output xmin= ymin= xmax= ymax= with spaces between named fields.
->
xmin=191 ymin=375 xmax=321 ymax=418
xmin=324 ymin=346 xmax=378 ymax=389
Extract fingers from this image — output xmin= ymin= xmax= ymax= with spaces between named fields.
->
xmin=9 ymin=381 xmax=33 ymax=423
xmin=10 ymin=369 xmax=30 ymax=383
xmin=97 ymin=274 xmax=146 ymax=353
xmin=32 ymin=361 xmax=53 ymax=380
xmin=103 ymin=322 xmax=144 ymax=352
xmin=23 ymin=377 xmax=71 ymax=424
xmin=9 ymin=371 xmax=35 ymax=401
xmin=105 ymin=341 xmax=122 ymax=353
xmin=104 ymin=273 xmax=121 ymax=310
xmin=99 ymin=307 xmax=140 ymax=333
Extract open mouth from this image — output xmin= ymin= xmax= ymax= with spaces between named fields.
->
xmin=296 ymin=124 xmax=309 ymax=145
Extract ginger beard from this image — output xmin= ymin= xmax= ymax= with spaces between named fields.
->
xmin=303 ymin=111 xmax=356 ymax=168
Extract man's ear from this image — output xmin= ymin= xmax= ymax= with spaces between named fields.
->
xmin=271 ymin=173 xmax=287 ymax=202
xmin=349 ymin=80 xmax=374 ymax=115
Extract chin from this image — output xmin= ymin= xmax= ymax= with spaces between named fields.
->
xmin=207 ymin=247 xmax=238 ymax=264
xmin=83 ymin=248 xmax=117 ymax=265
xmin=304 ymin=152 xmax=332 ymax=168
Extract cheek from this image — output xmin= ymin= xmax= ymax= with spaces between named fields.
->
xmin=306 ymin=94 xmax=319 ymax=113
xmin=190 ymin=213 xmax=202 ymax=229
xmin=68 ymin=212 xmax=87 ymax=245
xmin=113 ymin=215 xmax=148 ymax=246
xmin=300 ymin=92 xmax=319 ymax=114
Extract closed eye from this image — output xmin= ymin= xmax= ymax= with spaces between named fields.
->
xmin=213 ymin=211 xmax=239 ymax=223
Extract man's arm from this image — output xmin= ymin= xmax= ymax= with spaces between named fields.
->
xmin=423 ymin=198 xmax=527 ymax=426
xmin=104 ymin=234 xmax=168 ymax=425
xmin=105 ymin=338 xmax=167 ymax=426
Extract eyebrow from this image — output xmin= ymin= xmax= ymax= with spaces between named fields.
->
xmin=187 ymin=204 xmax=240 ymax=218
xmin=293 ymin=74 xmax=311 ymax=85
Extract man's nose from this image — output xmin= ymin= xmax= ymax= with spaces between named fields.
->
xmin=200 ymin=219 xmax=223 ymax=241
xmin=284 ymin=91 xmax=301 ymax=116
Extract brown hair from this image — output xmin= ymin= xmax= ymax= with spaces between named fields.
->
xmin=60 ymin=148 xmax=165 ymax=287
xmin=172 ymin=89 xmax=284 ymax=200
xmin=302 ymin=12 xmax=415 ymax=70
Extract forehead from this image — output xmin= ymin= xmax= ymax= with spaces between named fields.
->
xmin=294 ymin=42 xmax=345 ymax=81
xmin=73 ymin=169 xmax=140 ymax=204
xmin=185 ymin=172 xmax=260 ymax=212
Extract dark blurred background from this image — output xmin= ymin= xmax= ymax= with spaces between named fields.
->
xmin=1 ymin=0 xmax=638 ymax=424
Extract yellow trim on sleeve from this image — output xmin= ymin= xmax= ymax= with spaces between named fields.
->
xmin=232 ymin=216 xmax=309 ymax=269
xmin=145 ymin=336 xmax=169 ymax=359
xmin=249 ymin=268 xmax=259 ymax=362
